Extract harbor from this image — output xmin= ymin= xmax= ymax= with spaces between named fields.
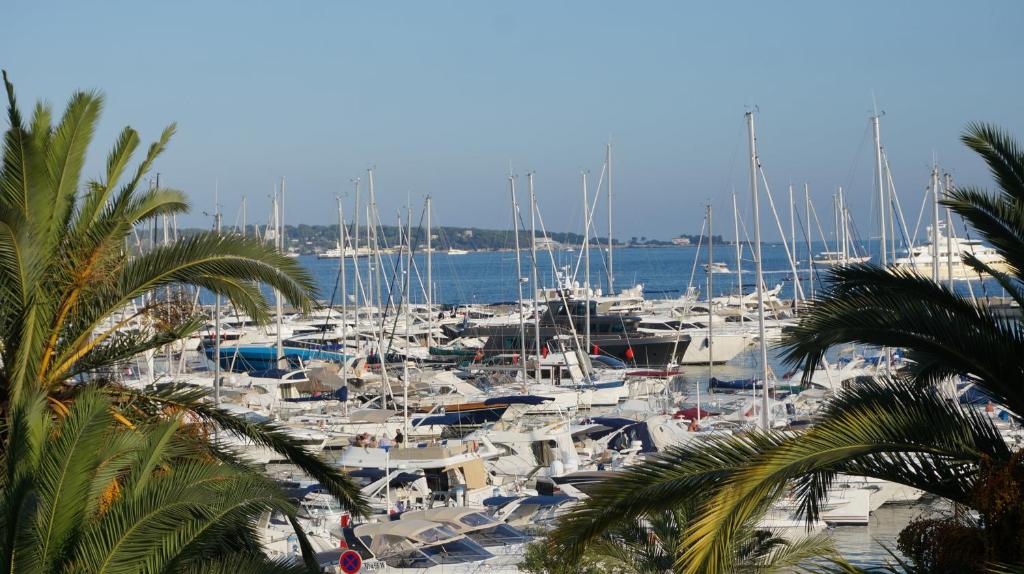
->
xmin=4 ymin=2 xmax=1024 ymax=572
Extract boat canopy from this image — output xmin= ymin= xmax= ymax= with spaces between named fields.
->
xmin=350 ymin=409 xmax=399 ymax=423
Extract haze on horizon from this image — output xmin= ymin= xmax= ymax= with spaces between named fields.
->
xmin=4 ymin=1 xmax=1022 ymax=241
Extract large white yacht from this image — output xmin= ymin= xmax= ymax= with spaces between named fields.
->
xmin=893 ymin=223 xmax=1008 ymax=280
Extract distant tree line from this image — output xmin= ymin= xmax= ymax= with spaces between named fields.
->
xmin=141 ymin=223 xmax=730 ymax=254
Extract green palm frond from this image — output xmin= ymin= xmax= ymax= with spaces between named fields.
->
xmin=177 ymin=554 xmax=314 ymax=574
xmin=944 ymin=185 xmax=1024 ymax=280
xmin=780 ymin=264 xmax=1024 ymax=414
xmin=960 ymin=123 xmax=1024 ymax=203
xmin=103 ymin=383 xmax=369 ymax=516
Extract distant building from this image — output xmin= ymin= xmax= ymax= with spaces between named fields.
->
xmin=672 ymin=237 xmax=691 ymax=246
xmin=536 ymin=237 xmax=562 ymax=249
xmin=460 ymin=229 xmax=474 ymax=238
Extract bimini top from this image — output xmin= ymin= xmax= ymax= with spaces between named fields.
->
xmin=400 ymin=506 xmax=497 ymax=530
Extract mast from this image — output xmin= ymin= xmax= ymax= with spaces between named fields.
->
xmin=274 ymin=178 xmax=285 ymax=370
xmin=703 ymin=202 xmax=712 ymax=426
xmin=606 ymin=142 xmax=614 ymax=294
xmin=945 ymin=174 xmax=954 ymax=288
xmin=872 ymin=112 xmax=887 ymax=265
xmin=835 ymin=187 xmax=843 ymax=260
xmin=368 ymin=168 xmax=384 ymax=363
xmin=529 ymin=173 xmax=542 ymax=362
xmin=510 ymin=176 xmax=529 ymax=388
xmin=789 ymin=184 xmax=797 ymax=310
xmin=746 ymin=111 xmax=771 ymax=431
xmin=931 ymin=163 xmax=941 ymax=283
xmin=337 ymin=196 xmax=349 ymax=409
xmin=352 ymin=177 xmax=361 ymax=345
xmin=833 ymin=193 xmax=840 ymax=258
xmin=403 ymin=205 xmax=412 ymax=439
xmin=213 ymin=189 xmax=222 ymax=407
xmin=582 ymin=172 xmax=591 ymax=354
xmin=426 ymin=195 xmax=433 ymax=346
xmin=733 ymin=192 xmax=743 ymax=296
xmin=805 ymin=183 xmax=813 ymax=299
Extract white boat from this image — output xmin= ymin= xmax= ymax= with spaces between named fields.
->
xmin=336 ymin=519 xmax=518 ymax=572
xmin=446 ymin=248 xmax=469 ymax=255
xmin=399 ymin=506 xmax=531 ymax=557
xmin=702 ymin=262 xmax=730 ymax=273
xmin=813 ymin=251 xmax=871 ymax=266
xmin=893 ymin=223 xmax=1008 ymax=279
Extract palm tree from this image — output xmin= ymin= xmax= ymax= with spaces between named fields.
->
xmin=547 ymin=123 xmax=1024 ymax=573
xmin=0 ymin=71 xmax=366 ymax=513
xmin=0 ymin=387 xmax=320 ymax=573
xmin=534 ymin=504 xmax=832 ymax=573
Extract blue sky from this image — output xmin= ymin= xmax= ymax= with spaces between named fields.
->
xmin=3 ymin=1 xmax=1022 ymax=240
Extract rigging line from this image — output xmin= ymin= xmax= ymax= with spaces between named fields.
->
xmin=571 ymin=162 xmax=608 ymax=282
xmin=757 ymin=166 xmax=805 ymax=300
xmin=685 ymin=216 xmax=707 ymax=303
xmin=534 ymin=195 xmax=591 ymax=375
xmin=884 ymin=150 xmax=914 ymax=256
xmin=794 ymin=209 xmax=825 ymax=289
xmin=946 ymin=213 xmax=979 ymax=305
xmin=910 ymin=182 xmax=931 ymax=244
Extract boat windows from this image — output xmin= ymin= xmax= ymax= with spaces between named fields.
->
xmin=458 ymin=512 xmax=494 ymax=528
xmin=470 ymin=524 xmax=531 ymax=546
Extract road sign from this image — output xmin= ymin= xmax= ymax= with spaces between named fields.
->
xmin=339 ymin=549 xmax=362 ymax=574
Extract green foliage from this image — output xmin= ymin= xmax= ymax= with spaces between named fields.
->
xmin=0 ymin=71 xmax=368 ymax=568
xmin=0 ymin=388 xmax=313 ymax=574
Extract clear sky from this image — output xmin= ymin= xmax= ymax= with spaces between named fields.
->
xmin=3 ymin=1 xmax=1022 ymax=240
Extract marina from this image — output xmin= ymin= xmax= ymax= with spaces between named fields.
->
xmin=4 ymin=3 xmax=1023 ymax=572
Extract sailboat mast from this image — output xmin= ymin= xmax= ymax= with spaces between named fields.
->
xmin=213 ymin=189 xmax=222 ymax=407
xmin=352 ymin=178 xmax=361 ymax=344
xmin=805 ymin=183 xmax=813 ymax=299
xmin=833 ymin=193 xmax=840 ymax=257
xmin=838 ymin=186 xmax=847 ymax=262
xmin=606 ymin=142 xmax=614 ymax=294
xmin=873 ymin=113 xmax=887 ymax=265
xmin=945 ymin=174 xmax=954 ymax=288
xmin=746 ymin=111 xmax=771 ymax=431
xmin=529 ymin=173 xmax=542 ymax=361
xmin=703 ymin=202 xmax=712 ymax=425
xmin=789 ymin=184 xmax=797 ymax=310
xmin=931 ymin=164 xmax=941 ymax=283
xmin=511 ymin=176 xmax=529 ymax=387
xmin=582 ymin=172 xmax=591 ymax=354
xmin=733 ymin=192 xmax=742 ymax=295
xmin=338 ymin=197 xmax=349 ymax=397
xmin=275 ymin=178 xmax=285 ymax=369
xmin=426 ymin=195 xmax=433 ymax=346
xmin=404 ymin=206 xmax=413 ymax=439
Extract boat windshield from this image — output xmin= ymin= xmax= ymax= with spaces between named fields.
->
xmin=386 ymin=538 xmax=493 ymax=567
xmin=457 ymin=512 xmax=494 ymax=527
xmin=468 ymin=524 xmax=531 ymax=547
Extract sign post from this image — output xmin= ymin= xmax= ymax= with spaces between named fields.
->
xmin=339 ymin=549 xmax=362 ymax=574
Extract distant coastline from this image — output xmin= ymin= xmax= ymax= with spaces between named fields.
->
xmin=171 ymin=224 xmax=730 ymax=256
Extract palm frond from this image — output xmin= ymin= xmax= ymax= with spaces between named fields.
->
xmin=780 ymin=264 xmax=1024 ymax=415
xmin=102 ymin=384 xmax=370 ymax=516
xmin=961 ymin=123 xmax=1024 ymax=203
